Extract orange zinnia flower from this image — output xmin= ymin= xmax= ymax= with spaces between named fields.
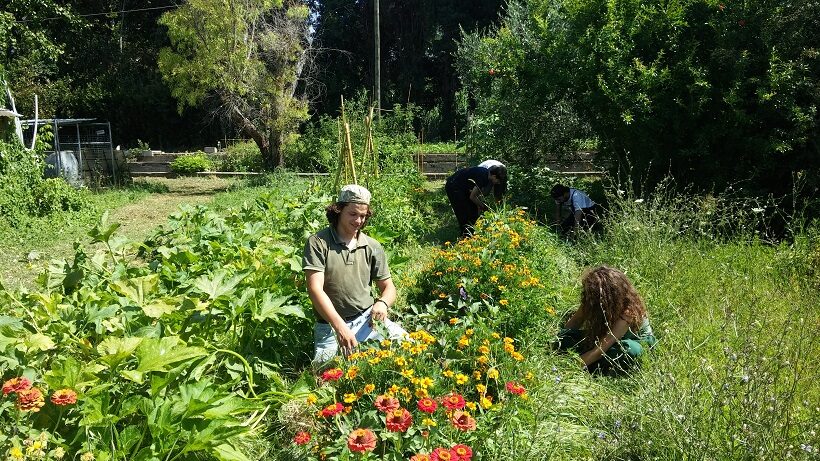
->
xmin=385 ymin=407 xmax=413 ymax=432
xmin=374 ymin=394 xmax=400 ymax=413
xmin=320 ymin=402 xmax=344 ymax=417
xmin=431 ymin=447 xmax=454 ymax=461
xmin=451 ymin=444 xmax=473 ymax=460
xmin=450 ymin=410 xmax=477 ymax=431
xmin=50 ymin=389 xmax=78 ymax=406
xmin=2 ymin=377 xmax=31 ymax=395
xmin=417 ymin=397 xmax=438 ymax=413
xmin=505 ymin=381 xmax=526 ymax=396
xmin=410 ymin=454 xmax=432 ymax=461
xmin=16 ymin=387 xmax=45 ymax=412
xmin=321 ymin=368 xmax=344 ymax=381
xmin=293 ymin=431 xmax=311 ymax=445
xmin=441 ymin=392 xmax=466 ymax=411
xmin=347 ymin=428 xmax=377 ymax=453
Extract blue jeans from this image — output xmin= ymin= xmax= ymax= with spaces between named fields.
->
xmin=313 ymin=307 xmax=407 ymax=366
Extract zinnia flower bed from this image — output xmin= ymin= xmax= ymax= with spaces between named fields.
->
xmin=290 ymin=323 xmax=532 ymax=459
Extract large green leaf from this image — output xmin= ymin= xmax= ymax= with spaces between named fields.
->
xmin=111 ymin=274 xmax=160 ymax=306
xmin=193 ymin=270 xmax=248 ymax=300
xmin=98 ymin=336 xmax=144 ymax=369
xmin=135 ymin=336 xmax=208 ymax=373
xmin=254 ymin=293 xmax=304 ymax=321
xmin=21 ymin=333 xmax=55 ymax=352
xmin=211 ymin=443 xmax=251 ymax=461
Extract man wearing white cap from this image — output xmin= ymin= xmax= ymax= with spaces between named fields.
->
xmin=303 ymin=184 xmax=406 ymax=365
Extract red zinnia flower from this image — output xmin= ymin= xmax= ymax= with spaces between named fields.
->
xmin=441 ymin=392 xmax=466 ymax=411
xmin=417 ymin=397 xmax=438 ymax=413
xmin=451 ymin=444 xmax=473 ymax=460
xmin=347 ymin=428 xmax=377 ymax=453
xmin=505 ymin=381 xmax=526 ymax=396
xmin=410 ymin=454 xmax=432 ymax=461
xmin=321 ymin=368 xmax=344 ymax=381
xmin=450 ymin=410 xmax=477 ymax=431
xmin=374 ymin=394 xmax=400 ymax=413
xmin=385 ymin=407 xmax=413 ymax=432
xmin=293 ymin=431 xmax=311 ymax=445
xmin=431 ymin=447 xmax=454 ymax=461
xmin=50 ymin=389 xmax=78 ymax=406
xmin=320 ymin=402 xmax=344 ymax=417
xmin=2 ymin=377 xmax=31 ymax=395
xmin=16 ymin=387 xmax=45 ymax=412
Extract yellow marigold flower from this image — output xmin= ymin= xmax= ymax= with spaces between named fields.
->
xmin=344 ymin=393 xmax=358 ymax=403
xmin=512 ymin=352 xmax=524 ymax=361
xmin=465 ymin=328 xmax=474 ymax=337
xmin=368 ymin=357 xmax=382 ymax=365
xmin=503 ymin=337 xmax=515 ymax=344
xmin=449 ymin=318 xmax=459 ymax=325
xmin=545 ymin=306 xmax=556 ymax=315
xmin=346 ymin=366 xmax=359 ymax=379
xmin=418 ymin=377 xmax=434 ymax=388
xmin=415 ymin=388 xmax=429 ymax=399
xmin=499 ymin=299 xmax=509 ymax=306
xmin=401 ymin=341 xmax=413 ymax=350
xmin=465 ymin=401 xmax=477 ymax=411
xmin=349 ymin=352 xmax=363 ymax=360
xmin=476 ymin=384 xmax=487 ymax=394
xmin=497 ymin=285 xmax=506 ymax=291
xmin=504 ymin=343 xmax=515 ymax=353
xmin=9 ymin=447 xmax=24 ymax=460
xmin=401 ymin=368 xmax=415 ymax=379
xmin=478 ymin=345 xmax=490 ymax=355
xmin=455 ymin=373 xmax=470 ymax=385
xmin=395 ymin=357 xmax=407 ymax=367
xmin=458 ymin=336 xmax=470 ymax=348
xmin=400 ymin=387 xmax=411 ymax=399
xmin=439 ymin=292 xmax=447 ymax=299
xmin=435 ymin=271 xmax=443 ymax=276
xmin=389 ymin=384 xmax=400 ymax=394
xmin=422 ymin=417 xmax=438 ymax=427
xmin=444 ymin=241 xmax=451 ymax=246
xmin=521 ymin=393 xmax=529 ymax=400
xmin=443 ymin=370 xmax=455 ymax=378
xmin=477 ymin=355 xmax=489 ymax=365
xmin=492 ymin=332 xmax=501 ymax=339
xmin=489 ymin=275 xmax=498 ymax=283
xmin=480 ymin=396 xmax=493 ymax=409
xmin=381 ymin=339 xmax=392 ymax=348
xmin=487 ymin=368 xmax=499 ymax=379
xmin=363 ymin=384 xmax=375 ymax=394
xmin=306 ymin=394 xmax=318 ymax=405
xmin=472 ymin=370 xmax=482 ymax=380
xmin=525 ymin=372 xmax=534 ymax=381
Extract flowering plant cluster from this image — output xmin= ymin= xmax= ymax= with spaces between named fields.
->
xmin=412 ymin=209 xmax=557 ymax=332
xmin=289 ymin=322 xmax=533 ymax=459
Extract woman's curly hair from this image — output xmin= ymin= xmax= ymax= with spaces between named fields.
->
xmin=579 ymin=266 xmax=646 ymax=343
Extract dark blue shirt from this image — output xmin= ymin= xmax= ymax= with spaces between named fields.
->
xmin=446 ymin=167 xmax=490 ymax=194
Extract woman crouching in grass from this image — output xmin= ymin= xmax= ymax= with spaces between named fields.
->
xmin=556 ymin=266 xmax=657 ymax=374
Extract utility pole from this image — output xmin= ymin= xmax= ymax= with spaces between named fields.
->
xmin=373 ymin=0 xmax=381 ymax=120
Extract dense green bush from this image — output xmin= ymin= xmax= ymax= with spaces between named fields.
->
xmin=458 ymin=0 xmax=820 ymax=210
xmin=218 ymin=140 xmax=263 ymax=172
xmin=169 ymin=152 xmax=213 ymax=175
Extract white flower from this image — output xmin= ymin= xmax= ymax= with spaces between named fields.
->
xmin=752 ymin=207 xmax=764 ymax=213
xmin=634 ymin=199 xmax=644 ymax=204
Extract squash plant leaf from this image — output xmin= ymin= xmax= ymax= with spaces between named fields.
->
xmin=193 ymin=270 xmax=248 ymax=300
xmin=136 ymin=336 xmax=208 ymax=373
xmin=211 ymin=443 xmax=251 ymax=461
xmin=98 ymin=336 xmax=144 ymax=369
xmin=255 ymin=293 xmax=305 ymax=321
xmin=88 ymin=211 xmax=121 ymax=244
xmin=21 ymin=333 xmax=56 ymax=352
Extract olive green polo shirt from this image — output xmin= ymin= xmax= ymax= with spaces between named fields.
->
xmin=302 ymin=226 xmax=391 ymax=319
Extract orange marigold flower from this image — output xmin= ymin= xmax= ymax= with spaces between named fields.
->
xmin=374 ymin=394 xmax=400 ymax=413
xmin=50 ymin=389 xmax=77 ymax=406
xmin=385 ymin=407 xmax=413 ymax=432
xmin=321 ymin=368 xmax=343 ymax=382
xmin=319 ymin=402 xmax=344 ymax=418
xmin=16 ymin=387 xmax=45 ymax=412
xmin=431 ymin=447 xmax=454 ymax=461
xmin=2 ymin=377 xmax=31 ymax=395
xmin=449 ymin=318 xmax=459 ymax=325
xmin=293 ymin=431 xmax=311 ymax=445
xmin=417 ymin=397 xmax=438 ymax=413
xmin=347 ymin=428 xmax=377 ymax=453
xmin=363 ymin=384 xmax=375 ymax=394
xmin=451 ymin=444 xmax=473 ymax=460
xmin=442 ymin=392 xmax=466 ymax=411
xmin=450 ymin=410 xmax=477 ymax=431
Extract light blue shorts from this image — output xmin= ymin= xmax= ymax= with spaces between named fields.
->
xmin=313 ymin=307 xmax=407 ymax=365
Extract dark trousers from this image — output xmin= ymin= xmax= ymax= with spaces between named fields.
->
xmin=446 ymin=184 xmax=479 ymax=236
xmin=560 ymin=205 xmax=602 ymax=234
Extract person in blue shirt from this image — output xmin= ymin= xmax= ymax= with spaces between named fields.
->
xmin=551 ymin=183 xmax=601 ymax=235
xmin=445 ymin=165 xmax=507 ymax=237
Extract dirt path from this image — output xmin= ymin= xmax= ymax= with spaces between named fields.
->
xmin=1 ymin=177 xmax=234 ymax=290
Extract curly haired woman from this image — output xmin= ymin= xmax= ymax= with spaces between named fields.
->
xmin=556 ymin=266 xmax=657 ymax=373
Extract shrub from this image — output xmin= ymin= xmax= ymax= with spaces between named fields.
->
xmin=219 ymin=141 xmax=263 ymax=172
xmin=169 ymin=152 xmax=213 ymax=175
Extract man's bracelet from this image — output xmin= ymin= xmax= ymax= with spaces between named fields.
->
xmin=374 ymin=298 xmax=389 ymax=309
